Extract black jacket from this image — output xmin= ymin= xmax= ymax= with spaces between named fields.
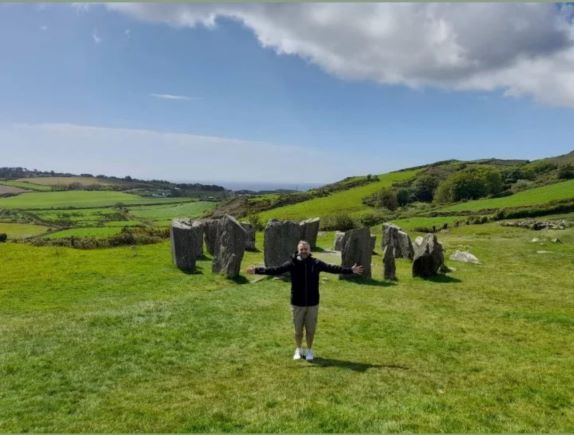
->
xmin=254 ymin=253 xmax=354 ymax=306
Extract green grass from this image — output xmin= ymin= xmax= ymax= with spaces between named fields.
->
xmin=257 ymin=170 xmax=419 ymax=222
xmin=0 ymin=191 xmax=192 ymax=210
xmin=0 ymin=180 xmax=52 ymax=191
xmin=440 ymin=179 xmax=574 ymax=212
xmin=127 ymin=201 xmax=216 ymax=224
xmin=42 ymin=226 xmax=128 ymax=239
xmin=389 ymin=216 xmax=466 ymax=233
xmin=1 ymin=220 xmax=573 ymax=431
xmin=0 ymin=222 xmax=49 ymax=239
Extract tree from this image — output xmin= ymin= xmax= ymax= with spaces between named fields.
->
xmin=435 ymin=167 xmax=503 ymax=203
xmin=558 ymin=164 xmax=574 ymax=180
xmin=413 ymin=175 xmax=439 ymax=202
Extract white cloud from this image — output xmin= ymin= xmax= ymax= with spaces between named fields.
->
xmin=0 ymin=123 xmax=379 ymax=184
xmin=105 ymin=3 xmax=574 ymax=107
xmin=92 ymin=29 xmax=101 ymax=44
xmin=150 ymin=93 xmax=197 ymax=101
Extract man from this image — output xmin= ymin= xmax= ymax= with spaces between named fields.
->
xmin=247 ymin=240 xmax=364 ymax=361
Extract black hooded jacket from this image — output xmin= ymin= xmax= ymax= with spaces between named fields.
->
xmin=254 ymin=253 xmax=354 ymax=306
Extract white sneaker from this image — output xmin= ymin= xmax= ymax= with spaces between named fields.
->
xmin=293 ymin=347 xmax=303 ymax=360
xmin=305 ymin=348 xmax=314 ymax=361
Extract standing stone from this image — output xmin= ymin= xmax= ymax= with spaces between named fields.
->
xmin=241 ymin=223 xmax=257 ymax=251
xmin=340 ymin=227 xmax=372 ymax=279
xmin=264 ymin=219 xmax=302 ymax=268
xmin=370 ymin=235 xmax=377 ymax=254
xmin=382 ymin=223 xmax=414 ymax=259
xmin=191 ymin=220 xmax=204 ymax=258
xmin=202 ymin=218 xmax=220 ymax=256
xmin=383 ymin=245 xmax=396 ymax=280
xmin=412 ymin=233 xmax=446 ymax=278
xmin=334 ymin=231 xmax=346 ymax=251
xmin=299 ymin=218 xmax=320 ymax=249
xmin=212 ymin=215 xmax=247 ymax=278
xmin=170 ymin=219 xmax=199 ymax=271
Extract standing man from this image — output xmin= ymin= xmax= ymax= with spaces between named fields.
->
xmin=247 ymin=240 xmax=364 ymax=361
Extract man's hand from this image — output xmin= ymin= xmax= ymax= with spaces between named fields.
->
xmin=247 ymin=266 xmax=256 ymax=275
xmin=352 ymin=263 xmax=364 ymax=275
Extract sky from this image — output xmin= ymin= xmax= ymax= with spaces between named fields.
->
xmin=1 ymin=3 xmax=574 ymax=188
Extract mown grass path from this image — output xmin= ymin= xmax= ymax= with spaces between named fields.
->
xmin=1 ymin=223 xmax=573 ymax=431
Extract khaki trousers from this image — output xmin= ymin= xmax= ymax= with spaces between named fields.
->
xmin=291 ymin=304 xmax=319 ymax=342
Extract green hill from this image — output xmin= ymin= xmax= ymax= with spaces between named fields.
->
xmin=256 ymin=169 xmax=419 ymax=222
xmin=439 ymin=179 xmax=574 ymax=213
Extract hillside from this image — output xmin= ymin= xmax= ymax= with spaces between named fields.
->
xmin=211 ymin=152 xmax=574 ymax=229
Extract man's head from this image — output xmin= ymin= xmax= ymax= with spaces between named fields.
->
xmin=297 ymin=240 xmax=311 ymax=259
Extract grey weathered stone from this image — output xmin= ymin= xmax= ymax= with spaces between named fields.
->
xmin=449 ymin=250 xmax=479 ymax=264
xmin=264 ymin=219 xmax=302 ymax=268
xmin=202 ymin=218 xmax=220 ymax=256
xmin=170 ymin=219 xmax=199 ymax=271
xmin=299 ymin=217 xmax=320 ymax=249
xmin=191 ymin=220 xmax=204 ymax=257
xmin=412 ymin=233 xmax=446 ymax=278
xmin=212 ymin=215 xmax=247 ymax=278
xmin=383 ymin=245 xmax=396 ymax=280
xmin=334 ymin=231 xmax=346 ymax=251
xmin=382 ymin=223 xmax=414 ymax=259
xmin=241 ymin=223 xmax=257 ymax=251
xmin=340 ymin=227 xmax=372 ymax=279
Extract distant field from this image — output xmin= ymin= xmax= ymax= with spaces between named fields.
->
xmin=15 ymin=176 xmax=115 ymax=186
xmin=0 ymin=222 xmax=49 ymax=239
xmin=0 ymin=185 xmax=27 ymax=195
xmin=440 ymin=179 xmax=574 ymax=212
xmin=0 ymin=180 xmax=52 ymax=191
xmin=0 ymin=191 xmax=192 ymax=210
xmin=257 ymin=170 xmax=419 ymax=221
xmin=127 ymin=201 xmax=216 ymax=224
xmin=389 ymin=216 xmax=466 ymax=233
xmin=43 ymin=226 xmax=126 ymax=239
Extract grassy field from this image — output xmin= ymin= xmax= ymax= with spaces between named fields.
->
xmin=15 ymin=176 xmax=115 ymax=186
xmin=1 ymin=219 xmax=573 ymax=432
xmin=439 ymin=179 xmax=574 ymax=213
xmin=257 ymin=170 xmax=419 ymax=222
xmin=0 ymin=191 xmax=192 ymax=210
xmin=127 ymin=201 xmax=216 ymax=224
xmin=0 ymin=222 xmax=49 ymax=239
xmin=42 ymin=226 xmax=129 ymax=239
xmin=0 ymin=180 xmax=52 ymax=191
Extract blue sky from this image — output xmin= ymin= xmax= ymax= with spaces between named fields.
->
xmin=1 ymin=3 xmax=574 ymax=187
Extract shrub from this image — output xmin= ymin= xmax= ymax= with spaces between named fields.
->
xmin=435 ymin=167 xmax=503 ymax=203
xmin=558 ymin=164 xmax=574 ymax=180
xmin=321 ymin=214 xmax=356 ymax=231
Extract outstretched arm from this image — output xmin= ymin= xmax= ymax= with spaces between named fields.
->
xmin=247 ymin=260 xmax=292 ymax=276
xmin=318 ymin=260 xmax=364 ymax=275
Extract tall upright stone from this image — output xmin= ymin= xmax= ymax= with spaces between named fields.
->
xmin=202 ymin=218 xmax=220 ymax=256
xmin=412 ymin=233 xmax=445 ymax=278
xmin=370 ymin=235 xmax=377 ymax=254
xmin=170 ymin=219 xmax=199 ymax=271
xmin=383 ymin=244 xmax=396 ymax=280
xmin=191 ymin=220 xmax=204 ymax=258
xmin=340 ymin=227 xmax=372 ymax=279
xmin=334 ymin=231 xmax=346 ymax=251
xmin=264 ymin=219 xmax=302 ymax=268
xmin=212 ymin=215 xmax=247 ymax=278
xmin=299 ymin=217 xmax=320 ymax=249
xmin=241 ymin=223 xmax=257 ymax=251
xmin=382 ymin=223 xmax=414 ymax=260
